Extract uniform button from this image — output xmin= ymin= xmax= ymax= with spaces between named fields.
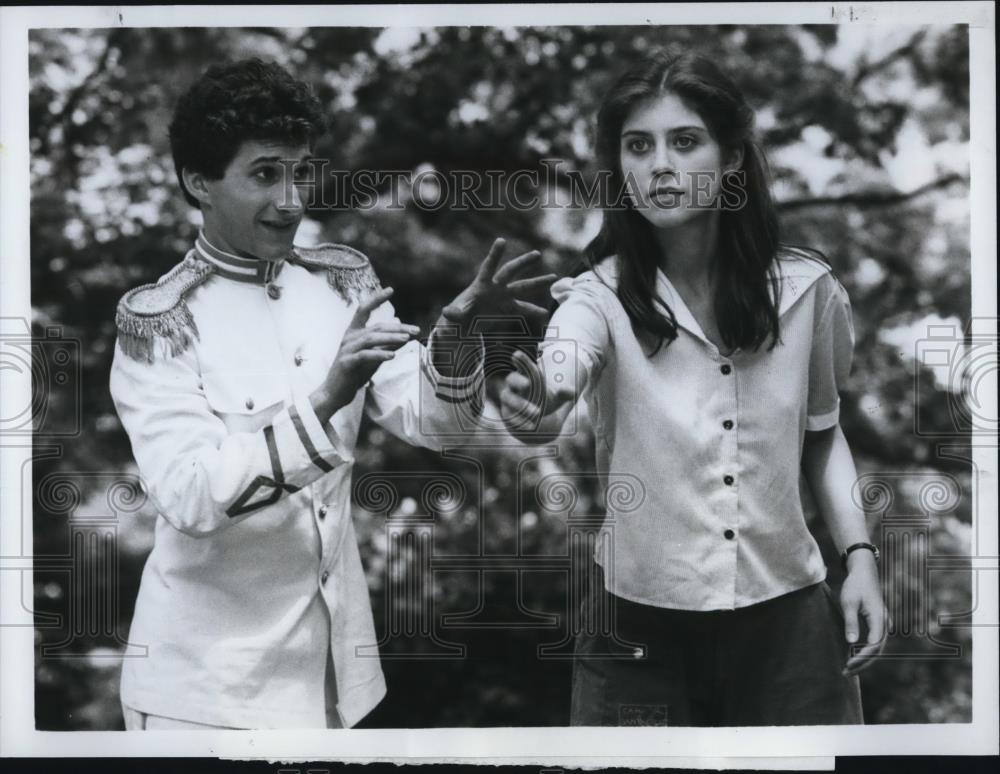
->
xmin=321 ymin=571 xmax=330 ymax=585
xmin=267 ymin=283 xmax=281 ymax=300
xmin=723 ymin=475 xmax=734 ymax=486
xmin=318 ymin=505 xmax=328 ymax=519
xmin=723 ymin=420 xmax=734 ymax=430
xmin=720 ymin=364 xmax=732 ymax=375
xmin=294 ymin=352 xmax=304 ymax=366
xmin=245 ymin=397 xmax=255 ymax=410
xmin=724 ymin=529 xmax=735 ymax=540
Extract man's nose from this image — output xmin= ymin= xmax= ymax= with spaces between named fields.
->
xmin=276 ymin=180 xmax=304 ymax=214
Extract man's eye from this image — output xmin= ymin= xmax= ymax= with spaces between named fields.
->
xmin=253 ymin=168 xmax=277 ymax=183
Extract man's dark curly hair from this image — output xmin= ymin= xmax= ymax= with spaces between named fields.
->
xmin=169 ymin=58 xmax=327 ymax=208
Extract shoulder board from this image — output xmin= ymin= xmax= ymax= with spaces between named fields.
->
xmin=115 ymin=252 xmax=214 ymax=363
xmin=289 ymin=243 xmax=382 ymax=303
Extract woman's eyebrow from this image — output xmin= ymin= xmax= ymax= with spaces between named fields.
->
xmin=622 ymin=125 xmax=708 ymax=136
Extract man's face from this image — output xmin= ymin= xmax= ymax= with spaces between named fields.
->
xmin=197 ymin=139 xmax=313 ymax=260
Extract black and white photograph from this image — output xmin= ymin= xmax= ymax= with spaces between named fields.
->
xmin=0 ymin=1 xmax=996 ymax=766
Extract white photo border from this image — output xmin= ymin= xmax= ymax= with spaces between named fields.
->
xmin=1 ymin=1 xmax=996 ymax=764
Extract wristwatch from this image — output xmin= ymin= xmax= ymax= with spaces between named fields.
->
xmin=841 ymin=542 xmax=880 ymax=570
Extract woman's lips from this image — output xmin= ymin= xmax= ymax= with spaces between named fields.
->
xmin=649 ymin=189 xmax=685 ymax=208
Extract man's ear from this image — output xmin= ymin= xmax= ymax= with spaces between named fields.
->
xmin=181 ymin=167 xmax=213 ymax=208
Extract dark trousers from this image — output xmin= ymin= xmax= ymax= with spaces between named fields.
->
xmin=570 ymin=570 xmax=864 ymax=726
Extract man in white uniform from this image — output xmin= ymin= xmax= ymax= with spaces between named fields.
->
xmin=111 ymin=58 xmax=552 ymax=729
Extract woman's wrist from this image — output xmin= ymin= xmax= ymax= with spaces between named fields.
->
xmin=844 ymin=544 xmax=879 ymax=575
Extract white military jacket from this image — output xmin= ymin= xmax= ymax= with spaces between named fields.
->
xmin=110 ymin=233 xmax=483 ymax=728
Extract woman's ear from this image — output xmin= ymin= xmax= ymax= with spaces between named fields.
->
xmin=724 ymin=144 xmax=745 ymax=174
xmin=181 ymin=167 xmax=213 ymax=208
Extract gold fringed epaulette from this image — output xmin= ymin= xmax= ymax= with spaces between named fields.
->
xmin=289 ymin=243 xmax=382 ymax=303
xmin=115 ymin=253 xmax=215 ymax=363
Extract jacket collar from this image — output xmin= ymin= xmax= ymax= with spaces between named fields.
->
xmin=194 ymin=231 xmax=285 ymax=285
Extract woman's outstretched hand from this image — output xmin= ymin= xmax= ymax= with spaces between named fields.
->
xmin=840 ymin=552 xmax=889 ymax=676
xmin=500 ymin=350 xmax=575 ymax=442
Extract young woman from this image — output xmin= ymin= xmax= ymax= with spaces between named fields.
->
xmin=500 ymin=48 xmax=887 ymax=726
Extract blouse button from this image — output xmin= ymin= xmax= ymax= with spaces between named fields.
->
xmin=294 ymin=351 xmax=304 ymax=366
xmin=723 ymin=420 xmax=734 ymax=430
xmin=318 ymin=504 xmax=328 ymax=519
xmin=723 ymin=475 xmax=735 ymax=486
xmin=720 ymin=364 xmax=732 ymax=375
xmin=724 ymin=529 xmax=735 ymax=540
xmin=245 ymin=397 xmax=255 ymax=410
xmin=266 ymin=283 xmax=281 ymax=300
xmin=321 ymin=570 xmax=330 ymax=585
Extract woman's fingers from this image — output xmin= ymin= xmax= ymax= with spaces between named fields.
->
xmin=510 ymin=349 xmax=542 ymax=377
xmin=500 ymin=385 xmax=542 ymax=425
xmin=505 ymin=370 xmax=533 ymax=394
xmin=843 ymin=641 xmax=882 ymax=676
xmin=841 ymin=595 xmax=860 ymax=644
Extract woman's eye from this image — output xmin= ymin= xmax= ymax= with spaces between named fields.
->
xmin=674 ymin=135 xmax=697 ymax=150
xmin=626 ymin=138 xmax=650 ymax=153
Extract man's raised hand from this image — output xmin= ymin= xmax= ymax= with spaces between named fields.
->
xmin=441 ymin=238 xmax=557 ymax=332
xmin=311 ymin=288 xmax=420 ymax=421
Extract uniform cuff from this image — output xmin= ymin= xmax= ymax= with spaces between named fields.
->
xmin=421 ymin=329 xmax=485 ymax=405
xmin=289 ymin=398 xmax=350 ymax=471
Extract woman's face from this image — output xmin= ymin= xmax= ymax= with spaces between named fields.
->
xmin=619 ymin=92 xmax=739 ymax=230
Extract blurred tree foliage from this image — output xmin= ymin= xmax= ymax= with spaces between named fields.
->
xmin=28 ymin=25 xmax=974 ymax=730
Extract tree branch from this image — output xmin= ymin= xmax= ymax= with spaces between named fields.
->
xmin=776 ymin=173 xmax=965 ymax=211
xmin=851 ymin=29 xmax=928 ymax=88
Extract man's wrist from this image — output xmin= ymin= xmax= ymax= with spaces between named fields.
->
xmin=429 ymin=318 xmax=483 ymax=378
xmin=310 ymin=383 xmax=349 ymax=423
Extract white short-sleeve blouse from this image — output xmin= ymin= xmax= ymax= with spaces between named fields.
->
xmin=539 ymin=249 xmax=855 ymax=611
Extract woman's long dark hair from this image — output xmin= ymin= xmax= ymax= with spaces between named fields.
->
xmin=586 ymin=47 xmax=782 ymax=354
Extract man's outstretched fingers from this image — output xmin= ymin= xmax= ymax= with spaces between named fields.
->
xmin=350 ymin=287 xmax=394 ymax=328
xmin=476 ymin=238 xmax=508 ymax=280
xmin=492 ymin=250 xmax=542 ymax=284
xmin=513 ymin=299 xmax=552 ymax=318
xmin=506 ymin=274 xmax=559 ymax=295
xmin=358 ymin=331 xmax=416 ymax=351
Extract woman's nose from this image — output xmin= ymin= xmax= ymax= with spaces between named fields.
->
xmin=650 ymin=142 xmax=675 ymax=176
